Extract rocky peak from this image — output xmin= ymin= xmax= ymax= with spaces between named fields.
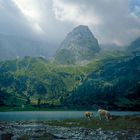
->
xmin=67 ymin=25 xmax=94 ymax=40
xmin=55 ymin=25 xmax=100 ymax=64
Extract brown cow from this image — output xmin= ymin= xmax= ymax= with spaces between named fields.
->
xmin=85 ymin=112 xmax=93 ymax=119
xmin=98 ymin=109 xmax=112 ymax=121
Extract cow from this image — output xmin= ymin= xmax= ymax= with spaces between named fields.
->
xmin=98 ymin=109 xmax=112 ymax=121
xmin=85 ymin=111 xmax=93 ymax=120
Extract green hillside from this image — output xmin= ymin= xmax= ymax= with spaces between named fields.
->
xmin=0 ymin=56 xmax=87 ymax=107
xmin=65 ymin=55 xmax=140 ymax=110
xmin=0 ymin=53 xmax=140 ymax=110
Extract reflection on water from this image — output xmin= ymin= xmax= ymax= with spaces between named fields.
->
xmin=0 ymin=111 xmax=140 ymax=121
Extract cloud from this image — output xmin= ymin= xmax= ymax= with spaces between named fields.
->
xmin=0 ymin=0 xmax=140 ymax=46
xmin=52 ymin=0 xmax=140 ymax=45
xmin=11 ymin=0 xmax=45 ymax=34
xmin=0 ymin=0 xmax=73 ymax=43
xmin=52 ymin=0 xmax=100 ymax=26
xmin=0 ymin=0 xmax=43 ymax=39
xmin=131 ymin=5 xmax=140 ymax=18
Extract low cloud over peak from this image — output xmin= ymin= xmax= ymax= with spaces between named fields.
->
xmin=0 ymin=0 xmax=140 ymax=46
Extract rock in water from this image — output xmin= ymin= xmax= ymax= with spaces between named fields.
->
xmin=55 ymin=25 xmax=100 ymax=64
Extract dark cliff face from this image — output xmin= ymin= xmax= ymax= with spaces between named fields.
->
xmin=55 ymin=25 xmax=100 ymax=64
xmin=127 ymin=37 xmax=140 ymax=52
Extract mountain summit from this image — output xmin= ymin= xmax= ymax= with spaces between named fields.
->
xmin=55 ymin=25 xmax=100 ymax=64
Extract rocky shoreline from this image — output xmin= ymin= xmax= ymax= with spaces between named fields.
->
xmin=0 ymin=121 xmax=140 ymax=140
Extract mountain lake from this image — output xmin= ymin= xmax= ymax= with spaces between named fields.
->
xmin=0 ymin=111 xmax=140 ymax=121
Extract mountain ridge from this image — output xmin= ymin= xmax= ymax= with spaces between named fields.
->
xmin=55 ymin=25 xmax=100 ymax=64
xmin=0 ymin=34 xmax=56 ymax=60
xmin=0 ymin=26 xmax=140 ymax=110
xmin=0 ymin=53 xmax=140 ymax=110
xmin=127 ymin=37 xmax=140 ymax=52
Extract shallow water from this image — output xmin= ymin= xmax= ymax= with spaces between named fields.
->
xmin=0 ymin=111 xmax=140 ymax=121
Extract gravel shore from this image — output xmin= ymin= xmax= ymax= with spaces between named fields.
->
xmin=0 ymin=121 xmax=140 ymax=140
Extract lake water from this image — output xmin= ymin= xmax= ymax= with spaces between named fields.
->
xmin=0 ymin=111 xmax=140 ymax=121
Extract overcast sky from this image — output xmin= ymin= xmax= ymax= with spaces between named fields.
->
xmin=0 ymin=0 xmax=140 ymax=46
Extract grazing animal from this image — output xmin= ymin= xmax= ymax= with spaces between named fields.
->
xmin=85 ymin=112 xmax=93 ymax=119
xmin=98 ymin=109 xmax=112 ymax=121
